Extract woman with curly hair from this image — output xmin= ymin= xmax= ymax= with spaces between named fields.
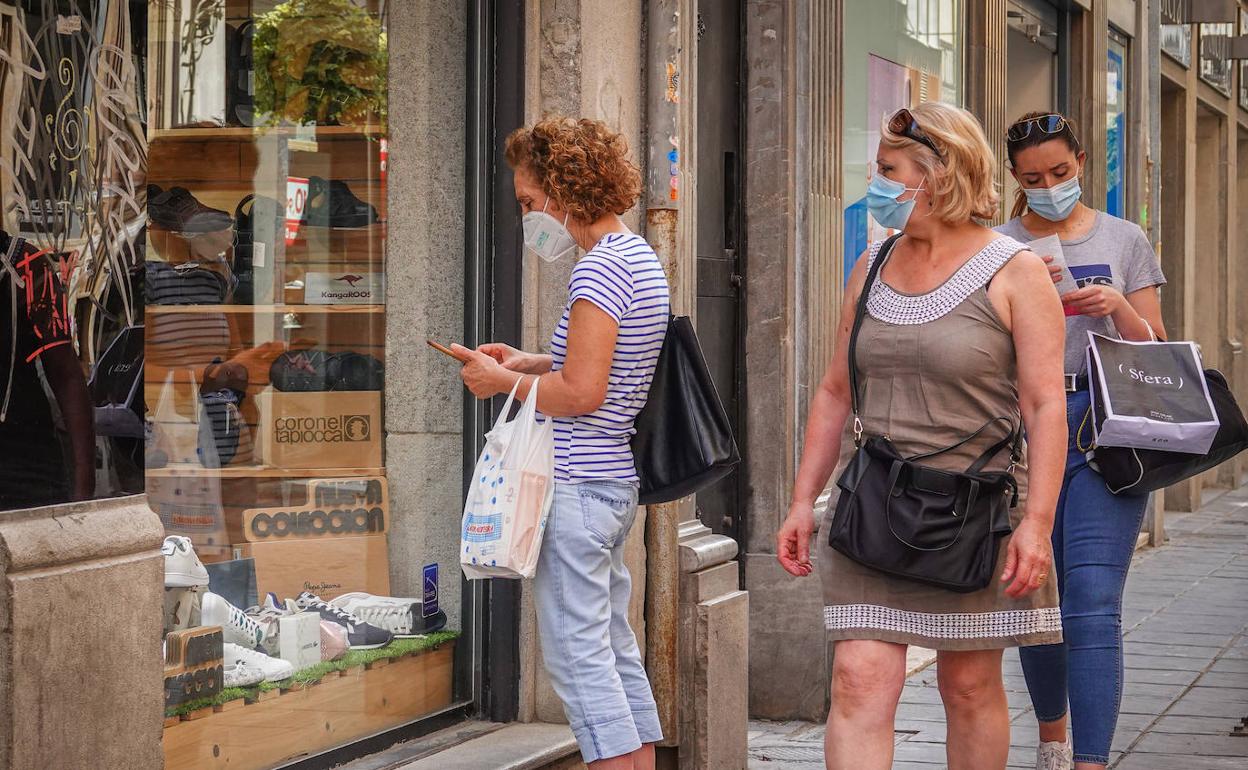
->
xmin=454 ymin=116 xmax=669 ymax=770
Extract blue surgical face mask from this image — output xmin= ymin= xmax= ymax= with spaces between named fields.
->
xmin=1023 ymin=175 xmax=1082 ymax=221
xmin=867 ymin=174 xmax=926 ymax=231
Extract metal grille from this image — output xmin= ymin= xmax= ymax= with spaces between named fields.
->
xmin=807 ymin=0 xmax=841 ymax=388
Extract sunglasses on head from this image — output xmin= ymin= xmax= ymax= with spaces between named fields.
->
xmin=887 ymin=109 xmax=943 ymax=159
xmin=1006 ymin=114 xmax=1078 ymax=145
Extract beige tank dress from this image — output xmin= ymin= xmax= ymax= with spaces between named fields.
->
xmin=818 ymin=235 xmax=1063 ymax=651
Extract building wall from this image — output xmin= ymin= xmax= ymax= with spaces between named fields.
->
xmin=384 ymin=2 xmax=469 ymax=629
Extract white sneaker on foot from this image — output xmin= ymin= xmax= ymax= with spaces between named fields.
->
xmin=1036 ymin=740 xmax=1073 ymax=770
xmin=202 ymin=592 xmax=265 ymax=649
xmin=224 ymin=642 xmax=294 ymax=682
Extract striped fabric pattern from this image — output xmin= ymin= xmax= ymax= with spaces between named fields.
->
xmin=548 ymin=232 xmax=670 ymax=484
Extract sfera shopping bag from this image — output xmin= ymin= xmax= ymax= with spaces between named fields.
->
xmin=1086 ymin=332 xmax=1220 ymax=454
xmin=460 ymin=378 xmax=555 ymax=580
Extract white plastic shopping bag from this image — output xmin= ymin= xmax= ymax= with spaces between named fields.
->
xmin=460 ymin=378 xmax=555 ymax=579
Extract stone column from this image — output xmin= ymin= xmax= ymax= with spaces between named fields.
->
xmin=966 ymin=0 xmax=1010 ymax=223
xmin=0 ymin=495 xmax=164 ymax=769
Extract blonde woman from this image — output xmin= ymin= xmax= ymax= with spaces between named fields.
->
xmin=776 ymin=103 xmax=1068 ymax=770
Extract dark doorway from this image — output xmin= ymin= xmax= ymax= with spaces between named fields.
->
xmin=694 ymin=0 xmax=744 ymax=539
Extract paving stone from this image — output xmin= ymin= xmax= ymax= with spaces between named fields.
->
xmin=1125 ymin=654 xmax=1210 ymax=672
xmin=1124 ymin=668 xmax=1202 ymax=687
xmin=1129 ymin=732 xmax=1248 ymax=757
xmin=1148 ymin=715 xmax=1245 ymax=735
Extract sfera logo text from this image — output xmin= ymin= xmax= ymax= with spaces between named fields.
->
xmin=273 ymin=414 xmax=371 ymax=443
xmin=1122 ymin=366 xmax=1181 ymax=387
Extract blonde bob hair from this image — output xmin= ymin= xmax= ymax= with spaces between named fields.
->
xmin=880 ymin=102 xmax=999 ymax=224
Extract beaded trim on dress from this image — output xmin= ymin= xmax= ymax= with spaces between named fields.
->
xmin=824 ymin=604 xmax=1062 ymax=640
xmin=864 ymin=236 xmax=1027 ymax=325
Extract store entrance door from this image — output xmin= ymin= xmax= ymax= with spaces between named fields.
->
xmin=1005 ymin=0 xmax=1061 ymax=212
xmin=694 ymin=0 xmax=744 ymax=540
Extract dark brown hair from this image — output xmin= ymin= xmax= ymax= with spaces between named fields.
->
xmin=1005 ymin=111 xmax=1083 ymax=219
xmin=504 ymin=117 xmax=641 ymax=222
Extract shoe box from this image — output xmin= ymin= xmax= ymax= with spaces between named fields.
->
xmin=253 ymin=390 xmax=382 ymax=469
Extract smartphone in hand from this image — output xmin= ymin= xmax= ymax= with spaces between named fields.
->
xmin=427 ymin=339 xmax=471 ymax=362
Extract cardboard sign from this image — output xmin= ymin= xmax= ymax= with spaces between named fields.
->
xmin=1027 ymin=234 xmax=1079 ymax=295
xmin=241 ymin=477 xmax=388 ymax=542
xmin=164 ymin=626 xmax=224 ymax=709
xmin=422 ymin=563 xmax=439 ymax=618
xmin=255 ymin=391 xmax=382 ymax=469
xmin=286 ymin=177 xmax=309 ymax=245
xmin=303 ymin=271 xmax=384 ymax=304
xmin=235 ymin=534 xmax=390 ymax=604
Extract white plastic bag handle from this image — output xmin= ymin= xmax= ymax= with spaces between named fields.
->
xmin=502 ymin=376 xmax=541 ymax=470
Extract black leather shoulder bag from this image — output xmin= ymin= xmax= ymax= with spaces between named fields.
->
xmin=826 ymin=235 xmax=1022 ymax=593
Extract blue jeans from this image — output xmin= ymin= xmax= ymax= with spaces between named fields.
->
xmin=1019 ymin=389 xmax=1148 ymax=765
xmin=533 ymin=481 xmax=663 ymax=763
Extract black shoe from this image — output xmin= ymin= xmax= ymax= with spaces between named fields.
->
xmin=302 ymin=177 xmax=379 ymax=228
xmin=232 ymin=194 xmax=283 ymax=303
xmin=149 ymin=187 xmax=234 ymax=233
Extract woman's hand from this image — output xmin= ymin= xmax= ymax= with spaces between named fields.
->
xmin=452 ymin=344 xmax=516 ymax=400
xmin=478 ymin=343 xmax=546 ymax=374
xmin=1040 ymin=255 xmax=1062 ymax=285
xmin=777 ymin=503 xmax=816 ymax=577
xmin=999 ymin=515 xmax=1054 ymax=598
xmin=1060 ymin=284 xmax=1124 ymax=319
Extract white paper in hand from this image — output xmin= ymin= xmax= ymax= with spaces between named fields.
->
xmin=1027 ymin=234 xmax=1079 ymax=295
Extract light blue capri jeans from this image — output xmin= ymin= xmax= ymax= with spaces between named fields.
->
xmin=533 ymin=480 xmax=663 ymax=763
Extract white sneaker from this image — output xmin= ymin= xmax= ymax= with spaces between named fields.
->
xmin=329 ymin=591 xmax=447 ymax=638
xmin=162 ymin=536 xmax=209 ymax=587
xmin=224 ymin=642 xmax=294 ymax=682
xmin=223 ymin=657 xmax=266 ymax=687
xmin=201 ymin=592 xmax=265 ymax=649
xmin=1036 ymin=741 xmax=1073 ymax=770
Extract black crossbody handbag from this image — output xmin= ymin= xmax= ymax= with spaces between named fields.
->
xmin=826 ymin=235 xmax=1022 ymax=593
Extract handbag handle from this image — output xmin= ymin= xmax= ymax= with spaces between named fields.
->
xmin=847 ymin=235 xmax=902 ymax=445
xmin=883 ymin=460 xmax=974 ymax=552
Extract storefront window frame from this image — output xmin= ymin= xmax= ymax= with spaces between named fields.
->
xmin=1240 ymin=8 xmax=1248 ymax=111
xmin=1199 ymin=22 xmax=1234 ymax=96
xmin=1161 ymin=2 xmax=1193 ymax=67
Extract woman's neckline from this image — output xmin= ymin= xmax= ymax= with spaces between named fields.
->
xmin=1016 ymin=209 xmax=1102 ymax=246
xmin=877 ymin=236 xmax=1007 ymax=298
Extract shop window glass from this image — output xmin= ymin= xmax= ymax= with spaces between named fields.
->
xmin=842 ymin=0 xmax=963 ymax=277
xmin=143 ymin=1 xmax=463 ymax=767
xmin=1161 ymin=5 xmax=1192 ymax=66
xmin=1106 ymin=30 xmax=1128 ymax=220
xmin=0 ymin=1 xmax=147 ymax=511
xmin=1240 ymin=10 xmax=1248 ymax=111
xmin=3 ymin=3 xmax=471 ymax=762
xmin=1199 ymin=22 xmax=1233 ymax=96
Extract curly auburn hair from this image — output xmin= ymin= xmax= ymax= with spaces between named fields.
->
xmin=505 ymin=117 xmax=642 ymax=222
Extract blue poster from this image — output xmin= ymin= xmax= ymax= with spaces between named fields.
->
xmin=1106 ymin=46 xmax=1126 ymax=218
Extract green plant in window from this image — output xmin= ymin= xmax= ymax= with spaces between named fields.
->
xmin=252 ymin=0 xmax=387 ymax=127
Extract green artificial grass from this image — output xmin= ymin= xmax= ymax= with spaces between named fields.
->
xmin=165 ymin=631 xmax=459 ymax=718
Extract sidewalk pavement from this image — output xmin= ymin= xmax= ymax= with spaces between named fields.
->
xmin=749 ymin=484 xmax=1248 ymax=769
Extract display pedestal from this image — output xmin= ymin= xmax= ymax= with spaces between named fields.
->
xmin=163 ymin=643 xmax=454 ymax=770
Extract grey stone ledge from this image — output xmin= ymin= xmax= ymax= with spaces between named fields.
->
xmin=0 ymin=494 xmax=162 ymax=573
xmin=396 ymin=722 xmax=578 ymax=770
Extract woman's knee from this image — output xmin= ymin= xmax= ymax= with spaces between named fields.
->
xmin=936 ymin=653 xmax=1005 ymax=711
xmin=829 ymin=642 xmax=906 ymax=714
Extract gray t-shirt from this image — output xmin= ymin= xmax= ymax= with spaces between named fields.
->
xmin=995 ymin=212 xmax=1166 ymax=373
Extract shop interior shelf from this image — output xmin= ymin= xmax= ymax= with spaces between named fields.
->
xmin=146 ymin=304 xmax=385 ymax=315
xmin=146 ymin=464 xmax=387 ymax=479
xmin=148 ymin=124 xmax=385 ymax=142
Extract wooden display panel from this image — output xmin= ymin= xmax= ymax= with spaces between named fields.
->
xmin=234 ymin=533 xmax=390 ymax=604
xmin=163 ymin=645 xmax=453 ymax=770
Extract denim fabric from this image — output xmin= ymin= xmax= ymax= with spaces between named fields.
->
xmin=533 ymin=481 xmax=663 ymax=763
xmin=1019 ymin=389 xmax=1149 ymax=765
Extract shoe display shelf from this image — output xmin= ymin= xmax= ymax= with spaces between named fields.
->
xmin=163 ymin=636 xmax=457 ymax=770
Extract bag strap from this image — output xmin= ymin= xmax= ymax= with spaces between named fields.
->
xmin=848 ymin=234 xmax=902 ymax=446
xmin=906 ymin=415 xmax=1020 ymax=473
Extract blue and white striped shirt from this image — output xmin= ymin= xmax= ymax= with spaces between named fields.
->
xmin=548 ymin=232 xmax=670 ymax=484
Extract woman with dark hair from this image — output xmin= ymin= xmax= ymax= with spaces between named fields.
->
xmin=456 ymin=116 xmax=668 ymax=770
xmin=996 ymin=112 xmax=1167 ymax=770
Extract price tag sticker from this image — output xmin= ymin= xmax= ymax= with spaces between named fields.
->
xmin=285 ymin=176 xmax=309 ymax=245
